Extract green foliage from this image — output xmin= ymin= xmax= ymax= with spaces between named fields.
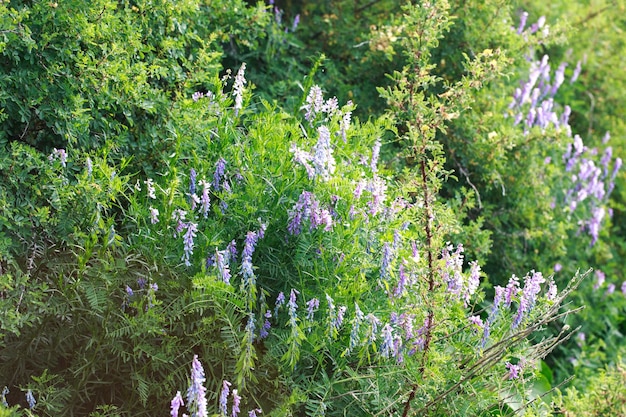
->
xmin=1 ymin=0 xmax=625 ymax=416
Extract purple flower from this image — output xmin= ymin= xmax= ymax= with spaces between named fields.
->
xmin=189 ymin=168 xmax=197 ymax=196
xmin=216 ymin=250 xmax=232 ymax=284
xmin=240 ymin=231 xmax=259 ymax=286
xmin=172 ymin=209 xmax=187 ymax=236
xmin=504 ymin=275 xmax=520 ymax=307
xmin=347 ymin=303 xmax=364 ymax=354
xmin=303 ymin=85 xmax=324 ymax=122
xmin=25 ymin=389 xmax=36 ymax=409
xmin=182 ymin=222 xmax=198 ymax=266
xmin=49 ymin=148 xmax=67 ymax=167
xmin=512 ymin=271 xmax=545 ymax=328
xmin=323 ymin=97 xmax=339 ymax=116
xmin=149 ymin=207 xmax=159 ymax=224
xmin=594 ymin=270 xmax=606 ymax=290
xmin=309 ymin=199 xmax=333 ymax=231
xmin=554 ymin=263 xmax=562 ymax=272
xmin=232 ymin=389 xmax=241 ymax=417
xmin=220 ymin=380 xmax=231 ymax=416
xmin=187 ymin=355 xmax=208 ymax=417
xmin=393 ymin=263 xmax=408 ymax=298
xmin=517 ymin=11 xmax=528 ymax=34
xmin=380 ymin=323 xmax=395 ymax=358
xmin=292 ymin=14 xmax=300 ymax=31
xmin=287 ymin=191 xmax=333 ymax=234
xmin=274 ymin=292 xmax=285 ymax=317
xmin=214 ymin=158 xmax=227 ymax=191
xmin=312 ymin=126 xmax=335 ymax=181
xmin=551 ymin=62 xmax=567 ymax=96
xmin=306 ymin=298 xmax=320 ymax=321
xmin=260 ymin=310 xmax=271 ymax=339
xmin=505 ymin=362 xmax=522 ymax=380
xmin=587 ymin=207 xmax=606 ymax=246
xmin=489 ymin=286 xmax=505 ymax=324
xmin=380 ymin=242 xmax=393 ymax=281
xmin=606 ymin=283 xmax=616 ymax=295
xmin=199 ymin=180 xmax=211 ymax=218
xmin=125 ymin=285 xmax=133 ymax=296
xmin=622 ymin=281 xmax=626 ymax=295
xmin=233 ymin=64 xmax=247 ymax=115
xmin=171 ymin=391 xmax=184 ymax=417
xmin=192 ymin=91 xmax=204 ymax=102
xmin=336 ymin=306 xmax=347 ymax=329
xmin=468 ymin=315 xmax=484 ymax=329
xmin=366 ymin=313 xmax=380 ymax=345
xmin=464 ymin=260 xmax=481 ymax=305
xmin=371 ymin=140 xmax=381 ymax=173
xmin=248 ymin=409 xmax=262 ymax=417
xmin=442 ymin=243 xmax=464 ymax=296
xmin=570 ymin=60 xmax=582 ymax=83
xmin=365 ymin=176 xmax=387 ymax=216
xmin=288 ymin=289 xmax=299 ymax=324
xmin=290 ymin=144 xmax=315 ymax=179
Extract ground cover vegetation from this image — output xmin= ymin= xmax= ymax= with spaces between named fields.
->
xmin=1 ymin=0 xmax=625 ymax=416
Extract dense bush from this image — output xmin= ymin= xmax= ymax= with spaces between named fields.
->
xmin=1 ymin=0 xmax=625 ymax=416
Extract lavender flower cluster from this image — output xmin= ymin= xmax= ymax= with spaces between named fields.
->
xmin=440 ymin=243 xmax=481 ymax=305
xmin=477 ymin=270 xmax=556 ymax=349
xmin=510 ymin=12 xmax=622 ymax=246
xmin=170 ymin=356 xmax=254 ymax=417
xmin=269 ymin=245 xmax=483 ymax=366
xmin=1 ymin=386 xmax=36 ymax=410
xmin=287 ymin=190 xmax=334 ymax=235
xmin=592 ymin=269 xmax=626 ymax=296
xmin=290 ymin=125 xmax=336 ymax=181
xmin=291 ymin=85 xmax=353 ymax=179
xmin=562 ymin=134 xmax=622 ymax=245
xmin=143 ymin=160 xmax=238 ymax=269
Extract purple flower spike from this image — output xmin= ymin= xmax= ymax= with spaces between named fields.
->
xmin=371 ymin=139 xmax=381 ymax=173
xmin=570 ymin=60 xmax=582 ymax=84
xmin=214 ymin=158 xmax=227 ymax=191
xmin=288 ymin=289 xmax=299 ymax=324
xmin=517 ymin=11 xmax=528 ymax=34
xmin=232 ymin=389 xmax=241 ymax=417
xmin=182 ymin=222 xmax=198 ymax=266
xmin=216 ymin=250 xmax=232 ymax=284
xmin=380 ymin=323 xmax=395 ymax=358
xmin=189 ymin=168 xmax=197 ymax=196
xmin=220 ymin=380 xmax=231 ymax=416
xmin=199 ymin=180 xmax=211 ymax=218
xmin=240 ymin=231 xmax=259 ymax=286
xmin=505 ymin=362 xmax=522 ymax=379
xmin=171 ymin=391 xmax=184 ymax=417
xmin=187 ymin=355 xmax=208 ymax=417
xmin=312 ymin=126 xmax=335 ymax=181
xmin=275 ymin=292 xmax=285 ymax=317
xmin=260 ymin=310 xmax=272 ymax=339
xmin=512 ymin=271 xmax=545 ymax=329
xmin=306 ymin=298 xmax=320 ymax=321
xmin=303 ymin=85 xmax=324 ymax=123
xmin=149 ymin=207 xmax=160 ymax=224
